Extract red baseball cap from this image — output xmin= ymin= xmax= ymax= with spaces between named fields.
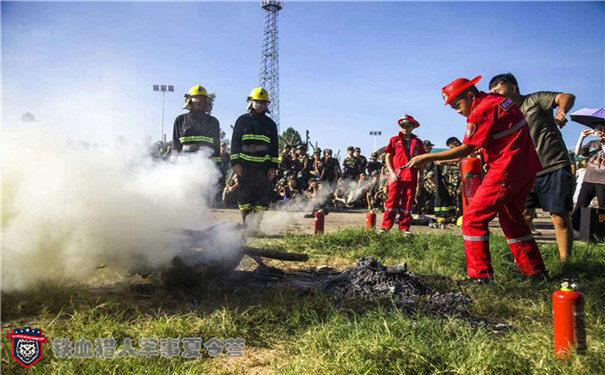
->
xmin=397 ymin=114 xmax=420 ymax=128
xmin=441 ymin=75 xmax=482 ymax=105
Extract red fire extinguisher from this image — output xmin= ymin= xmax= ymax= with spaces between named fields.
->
xmin=366 ymin=211 xmax=376 ymax=230
xmin=553 ymin=282 xmax=587 ymax=357
xmin=314 ymin=210 xmax=325 ymax=236
xmin=461 ymin=157 xmax=483 ymax=213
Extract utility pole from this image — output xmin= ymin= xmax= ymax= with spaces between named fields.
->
xmin=369 ymin=130 xmax=382 ymax=152
xmin=153 ymin=84 xmax=174 ymax=141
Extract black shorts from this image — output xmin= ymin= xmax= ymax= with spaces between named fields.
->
xmin=526 ymin=166 xmax=574 ymax=214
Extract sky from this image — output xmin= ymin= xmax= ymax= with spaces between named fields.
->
xmin=2 ymin=1 xmax=604 ymax=157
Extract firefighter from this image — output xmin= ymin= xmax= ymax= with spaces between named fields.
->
xmin=380 ymin=114 xmax=426 ymax=233
xmin=172 ymin=85 xmax=222 ymax=165
xmin=230 ymin=87 xmax=279 ymax=224
xmin=407 ymin=76 xmax=546 ymax=282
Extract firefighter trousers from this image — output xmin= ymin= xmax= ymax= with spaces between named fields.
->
xmin=463 ymin=171 xmax=546 ymax=279
xmin=382 ymin=179 xmax=416 ymax=231
xmin=238 ymin=167 xmax=271 ymax=215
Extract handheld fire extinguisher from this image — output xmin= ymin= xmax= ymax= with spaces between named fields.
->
xmin=460 ymin=157 xmax=483 ymax=213
xmin=366 ymin=211 xmax=377 ymax=230
xmin=553 ymin=282 xmax=587 ymax=357
xmin=314 ymin=210 xmax=325 ymax=236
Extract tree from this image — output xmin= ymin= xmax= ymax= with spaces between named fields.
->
xmin=279 ymin=127 xmax=302 ymax=150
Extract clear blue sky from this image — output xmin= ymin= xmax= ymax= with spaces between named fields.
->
xmin=2 ymin=1 xmax=604 ymax=157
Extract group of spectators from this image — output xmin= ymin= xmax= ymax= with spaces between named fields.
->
xmin=220 ymin=141 xmax=466 ymax=221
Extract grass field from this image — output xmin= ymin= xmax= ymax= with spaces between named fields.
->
xmin=1 ymin=230 xmax=604 ymax=374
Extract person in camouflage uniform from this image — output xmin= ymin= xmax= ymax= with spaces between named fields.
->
xmin=311 ymin=148 xmax=323 ymax=179
xmin=342 ymin=146 xmax=362 ymax=180
xmin=319 ymin=148 xmax=340 ymax=183
xmin=366 ymin=152 xmax=382 ymax=175
xmin=354 ymin=147 xmax=368 ymax=174
xmin=443 ymin=163 xmax=462 ymax=215
xmin=444 ymin=137 xmax=463 ymax=217
xmin=292 ymin=144 xmax=312 ymax=190
xmin=278 ymin=145 xmax=294 ymax=179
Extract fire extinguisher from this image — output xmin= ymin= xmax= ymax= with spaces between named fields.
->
xmin=461 ymin=157 xmax=483 ymax=213
xmin=366 ymin=211 xmax=376 ymax=230
xmin=553 ymin=282 xmax=587 ymax=357
xmin=314 ymin=210 xmax=325 ymax=236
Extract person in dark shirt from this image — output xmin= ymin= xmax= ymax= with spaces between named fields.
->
xmin=311 ymin=148 xmax=323 ymax=179
xmin=294 ymin=144 xmax=312 ymax=190
xmin=343 ymin=146 xmax=361 ymax=180
xmin=354 ymin=147 xmax=368 ymax=174
xmin=366 ymin=152 xmax=382 ymax=175
xmin=278 ymin=145 xmax=293 ymax=178
xmin=320 ymin=149 xmax=340 ymax=183
xmin=490 ymin=73 xmax=576 ymax=260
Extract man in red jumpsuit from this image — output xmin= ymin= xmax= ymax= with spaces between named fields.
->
xmin=381 ymin=115 xmax=426 ymax=233
xmin=407 ymin=76 xmax=547 ymax=281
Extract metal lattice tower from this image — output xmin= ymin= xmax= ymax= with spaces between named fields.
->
xmin=259 ymin=0 xmax=283 ymax=130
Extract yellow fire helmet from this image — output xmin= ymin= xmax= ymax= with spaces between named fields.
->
xmin=188 ymin=84 xmax=208 ymax=97
xmin=247 ymin=87 xmax=270 ymax=102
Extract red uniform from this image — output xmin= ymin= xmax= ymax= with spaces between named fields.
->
xmin=462 ymin=92 xmax=546 ymax=279
xmin=382 ymin=134 xmax=426 ymax=231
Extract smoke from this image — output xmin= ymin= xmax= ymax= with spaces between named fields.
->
xmin=1 ymin=125 xmax=229 ymax=291
xmin=258 ymin=181 xmax=338 ymax=235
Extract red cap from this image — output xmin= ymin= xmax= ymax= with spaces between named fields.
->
xmin=397 ymin=114 xmax=420 ymax=128
xmin=441 ymin=75 xmax=482 ymax=105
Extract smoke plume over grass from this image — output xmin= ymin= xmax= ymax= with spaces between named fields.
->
xmin=1 ymin=125 xmax=224 ymax=291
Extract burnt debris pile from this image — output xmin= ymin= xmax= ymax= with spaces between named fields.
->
xmin=248 ymin=257 xmax=472 ymax=318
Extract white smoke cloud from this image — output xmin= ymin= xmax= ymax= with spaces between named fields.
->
xmin=1 ymin=125 xmax=227 ymax=291
xmin=258 ymin=181 xmax=338 ymax=235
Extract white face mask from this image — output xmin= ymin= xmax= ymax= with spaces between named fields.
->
xmin=252 ymin=101 xmax=268 ymax=112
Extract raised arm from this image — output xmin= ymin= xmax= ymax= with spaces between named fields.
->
xmin=575 ymin=129 xmax=593 ymax=156
xmin=553 ymin=93 xmax=575 ymax=128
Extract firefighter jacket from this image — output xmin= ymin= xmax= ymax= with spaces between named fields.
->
xmin=230 ymin=112 xmax=279 ymax=170
xmin=172 ymin=111 xmax=221 ymax=163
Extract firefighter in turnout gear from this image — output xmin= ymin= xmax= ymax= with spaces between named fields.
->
xmin=230 ymin=87 xmax=279 ymax=224
xmin=172 ymin=84 xmax=222 ymax=165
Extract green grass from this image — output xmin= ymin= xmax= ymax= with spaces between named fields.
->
xmin=2 ymin=230 xmax=604 ymax=374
